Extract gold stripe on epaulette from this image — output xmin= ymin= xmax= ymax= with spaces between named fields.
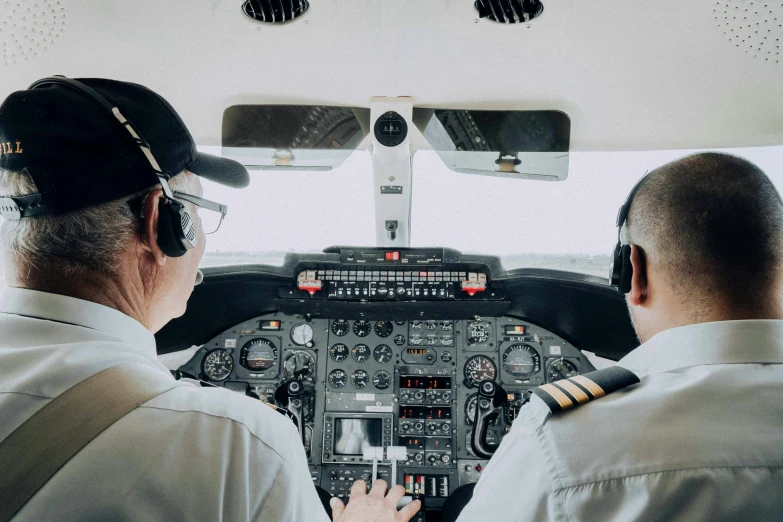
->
xmin=539 ymin=384 xmax=574 ymax=409
xmin=571 ymin=375 xmax=605 ymax=398
xmin=554 ymin=380 xmax=590 ymax=403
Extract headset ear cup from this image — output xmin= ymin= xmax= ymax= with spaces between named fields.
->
xmin=156 ymin=199 xmax=188 ymax=258
xmin=618 ymin=244 xmax=634 ymax=294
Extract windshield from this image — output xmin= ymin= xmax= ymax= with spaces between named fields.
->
xmin=1 ymin=146 xmax=781 ymax=284
xmin=198 ymin=145 xmax=783 ymax=277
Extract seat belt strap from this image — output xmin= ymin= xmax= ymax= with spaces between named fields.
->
xmin=0 ymin=363 xmax=181 ymax=522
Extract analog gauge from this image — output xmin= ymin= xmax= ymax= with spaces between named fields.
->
xmin=439 ymin=321 xmax=453 ymax=331
xmin=409 ymin=335 xmax=424 ymax=346
xmin=440 ymin=335 xmax=454 ymax=346
xmin=464 ymin=393 xmax=478 ymax=424
xmin=547 ymin=358 xmax=580 ymax=382
xmin=203 ymin=349 xmax=234 ymax=381
xmin=410 ymin=321 xmax=423 ymax=330
xmin=425 ymin=335 xmax=438 ymax=346
xmin=328 ymin=369 xmax=348 ymax=389
xmin=353 ymin=320 xmax=371 ymax=337
xmin=283 ymin=351 xmax=316 ymax=381
xmin=467 ymin=321 xmax=492 ymax=345
xmin=240 ymin=338 xmax=278 ymax=371
xmin=424 ymin=321 xmax=438 ymax=330
xmin=394 ymin=334 xmax=406 ymax=346
xmin=502 ymin=344 xmax=541 ymax=378
xmin=352 ymin=344 xmax=371 ymax=362
xmin=373 ymin=370 xmax=391 ymax=390
xmin=394 ymin=321 xmax=406 ymax=326
xmin=441 ymin=351 xmax=453 ymax=363
xmin=351 ymin=369 xmax=370 ymax=388
xmin=505 ymin=402 xmax=523 ymax=425
xmin=330 ymin=343 xmax=349 ymax=362
xmin=464 ymin=355 xmax=497 ymax=387
xmin=290 ymin=323 xmax=314 ymax=346
xmin=373 ymin=344 xmax=393 ymax=363
xmin=331 ymin=319 xmax=350 ymax=337
xmin=374 ymin=321 xmax=393 ymax=338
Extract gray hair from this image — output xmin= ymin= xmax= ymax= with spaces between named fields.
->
xmin=0 ymin=170 xmax=200 ymax=277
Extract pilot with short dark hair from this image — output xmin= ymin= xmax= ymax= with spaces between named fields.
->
xmin=454 ymin=152 xmax=783 ymax=521
xmin=0 ymin=78 xmax=419 ymax=522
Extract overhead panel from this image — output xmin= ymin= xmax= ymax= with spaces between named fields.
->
xmin=222 ymin=105 xmax=370 ymax=171
xmin=413 ymin=109 xmax=571 ymax=181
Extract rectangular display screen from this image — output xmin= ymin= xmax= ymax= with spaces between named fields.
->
xmin=427 ymin=377 xmax=451 ymax=390
xmin=400 ymin=376 xmax=427 ymax=389
xmin=426 ymin=407 xmax=451 ymax=420
xmin=425 ymin=437 xmax=451 ymax=451
xmin=400 ymin=437 xmax=425 ymax=450
xmin=400 ymin=406 xmax=428 ymax=419
xmin=406 ymin=348 xmax=428 ymax=356
xmin=400 ymin=376 xmax=452 ymax=389
xmin=334 ymin=418 xmax=383 ymax=456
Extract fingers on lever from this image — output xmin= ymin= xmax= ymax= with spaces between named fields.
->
xmin=397 ymin=499 xmax=422 ymax=522
xmin=329 ymin=497 xmax=346 ymax=518
xmin=349 ymin=479 xmax=368 ymax=499
xmin=386 ymin=484 xmax=406 ymax=506
xmin=368 ymin=478 xmax=388 ymax=499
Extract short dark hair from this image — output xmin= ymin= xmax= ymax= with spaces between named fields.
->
xmin=627 ymin=152 xmax=783 ymax=302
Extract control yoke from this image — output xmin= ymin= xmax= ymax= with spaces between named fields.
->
xmin=470 ymin=380 xmax=508 ymax=459
xmin=275 ymin=381 xmax=308 ymax=447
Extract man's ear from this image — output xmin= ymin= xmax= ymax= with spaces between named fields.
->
xmin=139 ymin=188 xmax=167 ymax=267
xmin=627 ymin=244 xmax=648 ymax=307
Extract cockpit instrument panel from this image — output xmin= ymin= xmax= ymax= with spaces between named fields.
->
xmin=178 ymin=313 xmax=593 ymax=520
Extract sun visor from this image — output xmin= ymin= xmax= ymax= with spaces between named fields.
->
xmin=413 ymin=109 xmax=571 ymax=181
xmin=222 ymin=105 xmax=370 ymax=171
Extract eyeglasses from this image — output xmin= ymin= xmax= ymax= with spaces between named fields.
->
xmin=173 ymin=192 xmax=228 ymax=235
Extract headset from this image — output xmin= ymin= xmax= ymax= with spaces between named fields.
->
xmin=27 ymin=76 xmax=196 ymax=258
xmin=609 ymin=170 xmax=654 ymax=293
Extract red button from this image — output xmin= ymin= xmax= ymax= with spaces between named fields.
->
xmin=385 ymin=252 xmax=400 ymax=261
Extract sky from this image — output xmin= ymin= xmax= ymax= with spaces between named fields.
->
xmin=198 ymin=145 xmax=783 ymax=258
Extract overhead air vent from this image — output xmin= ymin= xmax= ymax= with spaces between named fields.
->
xmin=715 ymin=1 xmax=782 ymax=64
xmin=242 ymin=0 xmax=309 ymax=24
xmin=474 ymin=0 xmax=543 ymax=24
xmin=1 ymin=0 xmax=67 ymax=67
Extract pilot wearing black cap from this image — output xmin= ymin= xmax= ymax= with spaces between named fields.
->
xmin=0 ymin=77 xmax=340 ymax=521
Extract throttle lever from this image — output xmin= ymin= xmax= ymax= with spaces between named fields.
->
xmin=470 ymin=380 xmax=508 ymax=459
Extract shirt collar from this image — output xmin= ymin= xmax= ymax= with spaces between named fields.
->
xmin=618 ymin=319 xmax=783 ymax=377
xmin=0 ymin=287 xmax=157 ymax=362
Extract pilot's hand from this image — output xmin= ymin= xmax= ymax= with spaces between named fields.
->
xmin=330 ymin=479 xmax=421 ymax=522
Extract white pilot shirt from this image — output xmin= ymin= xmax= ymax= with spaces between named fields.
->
xmin=457 ymin=320 xmax=783 ymax=522
xmin=0 ymin=287 xmax=331 ymax=522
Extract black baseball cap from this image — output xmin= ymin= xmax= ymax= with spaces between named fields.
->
xmin=0 ymin=76 xmax=249 ymax=216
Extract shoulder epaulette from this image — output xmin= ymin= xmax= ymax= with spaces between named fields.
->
xmin=531 ymin=366 xmax=639 ymax=414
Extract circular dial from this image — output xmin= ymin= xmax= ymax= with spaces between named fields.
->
xmin=328 ymin=369 xmax=348 ymax=389
xmin=352 ymin=344 xmax=371 ymax=362
xmin=203 ymin=349 xmax=234 ymax=381
xmin=373 ymin=344 xmax=393 ymax=363
xmin=352 ymin=320 xmax=371 ymax=337
xmin=502 ymin=344 xmax=541 ymax=378
xmin=464 ymin=355 xmax=497 ymax=387
xmin=351 ymin=369 xmax=370 ymax=388
xmin=424 ymin=321 xmax=438 ymax=330
xmin=373 ymin=370 xmax=391 ymax=390
xmin=331 ymin=319 xmax=350 ymax=337
xmin=240 ymin=338 xmax=278 ymax=371
xmin=374 ymin=321 xmax=393 ymax=338
xmin=547 ymin=358 xmax=580 ymax=382
xmin=505 ymin=402 xmax=522 ymax=425
xmin=467 ymin=321 xmax=492 ymax=345
xmin=283 ymin=351 xmax=315 ymax=381
xmin=464 ymin=393 xmax=478 ymax=424
xmin=330 ymin=343 xmax=349 ymax=362
xmin=290 ymin=323 xmax=314 ymax=346
xmin=394 ymin=334 xmax=406 ymax=346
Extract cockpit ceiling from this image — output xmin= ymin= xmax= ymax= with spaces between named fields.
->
xmin=1 ymin=0 xmax=781 ymax=151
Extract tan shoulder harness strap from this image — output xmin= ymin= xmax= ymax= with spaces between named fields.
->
xmin=0 ymin=363 xmax=181 ymax=522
